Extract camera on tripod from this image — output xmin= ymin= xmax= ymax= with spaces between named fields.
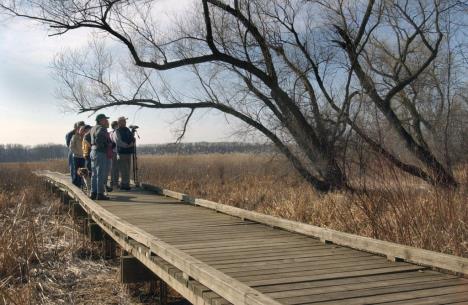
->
xmin=129 ymin=125 xmax=139 ymax=133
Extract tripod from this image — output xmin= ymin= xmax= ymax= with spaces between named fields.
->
xmin=132 ymin=145 xmax=140 ymax=187
xmin=131 ymin=130 xmax=140 ymax=187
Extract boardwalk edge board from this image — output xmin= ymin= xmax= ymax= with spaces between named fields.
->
xmin=35 ymin=170 xmax=283 ymax=305
xmin=140 ymin=183 xmax=468 ymax=275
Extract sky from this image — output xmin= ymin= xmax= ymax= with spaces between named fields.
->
xmin=0 ymin=3 xmax=242 ymax=146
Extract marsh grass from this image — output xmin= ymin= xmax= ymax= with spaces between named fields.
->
xmin=0 ymin=164 xmax=118 ymax=304
xmin=0 ymin=154 xmax=465 ymax=304
xmin=0 ymin=162 xmax=188 ymax=305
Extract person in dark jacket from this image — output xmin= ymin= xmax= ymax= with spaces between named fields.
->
xmin=115 ymin=116 xmax=135 ymax=190
xmin=90 ymin=114 xmax=111 ymax=200
xmin=65 ymin=121 xmax=84 ymax=181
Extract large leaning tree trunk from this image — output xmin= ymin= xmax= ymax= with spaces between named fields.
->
xmin=1 ymin=0 xmax=464 ymax=190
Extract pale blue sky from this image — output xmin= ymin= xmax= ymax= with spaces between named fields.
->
xmin=0 ymin=9 xmax=241 ymax=146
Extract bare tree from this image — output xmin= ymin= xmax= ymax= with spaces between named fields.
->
xmin=1 ymin=0 xmax=465 ymax=190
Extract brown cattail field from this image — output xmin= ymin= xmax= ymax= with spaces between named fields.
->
xmin=1 ymin=153 xmax=467 ymax=304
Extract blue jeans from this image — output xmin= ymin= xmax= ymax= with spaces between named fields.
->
xmin=68 ymin=151 xmax=75 ymax=180
xmin=90 ymin=150 xmax=109 ymax=194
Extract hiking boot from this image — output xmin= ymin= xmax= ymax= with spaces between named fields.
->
xmin=96 ymin=193 xmax=110 ymax=200
xmin=90 ymin=192 xmax=97 ymax=200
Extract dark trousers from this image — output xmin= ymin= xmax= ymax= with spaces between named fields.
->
xmin=72 ymin=157 xmax=85 ymax=187
xmin=85 ymin=156 xmax=92 ymax=172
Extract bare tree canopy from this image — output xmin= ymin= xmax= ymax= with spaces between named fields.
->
xmin=1 ymin=0 xmax=467 ymax=191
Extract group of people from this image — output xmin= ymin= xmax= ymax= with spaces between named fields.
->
xmin=65 ymin=114 xmax=136 ymax=200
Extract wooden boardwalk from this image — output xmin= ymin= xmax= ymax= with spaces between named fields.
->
xmin=38 ymin=171 xmax=468 ymax=305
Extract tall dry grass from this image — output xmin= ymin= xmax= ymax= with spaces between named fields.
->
xmin=138 ymin=154 xmax=467 ymax=257
xmin=0 ymin=165 xmax=53 ymax=304
xmin=0 ymin=161 xmax=188 ymax=305
xmin=0 ymin=162 xmax=112 ymax=305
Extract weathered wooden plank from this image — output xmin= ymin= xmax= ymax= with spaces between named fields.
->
xmin=217 ymin=253 xmax=377 ymax=273
xmin=301 ymin=284 xmax=468 ymax=305
xmin=175 ymin=236 xmax=310 ymax=250
xmin=211 ymin=252 xmax=375 ymax=271
xmin=234 ymin=261 xmax=417 ymax=282
xmin=253 ymin=270 xmax=448 ymax=293
xmin=190 ymin=244 xmax=330 ymax=260
xmin=200 ymin=248 xmax=361 ymax=265
xmin=245 ymin=265 xmax=425 ymax=287
xmin=223 ymin=256 xmax=388 ymax=278
xmin=192 ymin=247 xmax=344 ymax=264
xmin=155 ymin=231 xmax=292 ymax=244
xmin=146 ymin=225 xmax=282 ymax=237
xmin=184 ymin=240 xmax=323 ymax=255
xmin=377 ymin=292 xmax=468 ymax=305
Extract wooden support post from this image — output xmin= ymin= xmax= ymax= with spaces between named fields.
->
xmin=61 ymin=192 xmax=70 ymax=205
xmin=44 ymin=182 xmax=49 ymax=193
xmin=72 ymin=202 xmax=87 ymax=219
xmin=88 ymin=222 xmax=103 ymax=241
xmin=120 ymin=255 xmax=155 ymax=284
xmin=51 ymin=185 xmax=57 ymax=195
xmin=103 ymin=234 xmax=117 ymax=259
xmin=159 ymin=280 xmax=168 ymax=305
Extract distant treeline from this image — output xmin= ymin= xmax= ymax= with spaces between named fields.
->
xmin=137 ymin=142 xmax=275 ymax=155
xmin=0 ymin=142 xmax=275 ymax=162
xmin=0 ymin=144 xmax=68 ymax=162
